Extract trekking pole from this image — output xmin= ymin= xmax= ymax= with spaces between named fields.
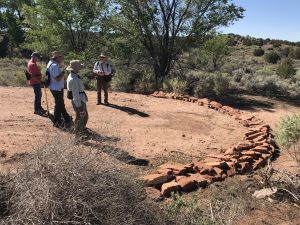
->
xmin=43 ymin=84 xmax=50 ymax=116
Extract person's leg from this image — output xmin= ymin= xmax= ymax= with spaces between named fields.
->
xmin=36 ymin=84 xmax=43 ymax=111
xmin=71 ymin=101 xmax=80 ymax=132
xmin=96 ymin=78 xmax=102 ymax=104
xmin=82 ymin=102 xmax=88 ymax=129
xmin=51 ymin=90 xmax=63 ymax=125
xmin=103 ymin=81 xmax=109 ymax=104
xmin=32 ymin=84 xmax=39 ymax=112
xmin=59 ymin=89 xmax=71 ymax=125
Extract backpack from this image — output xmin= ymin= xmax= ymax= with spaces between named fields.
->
xmin=24 ymin=70 xmax=31 ymax=81
xmin=44 ymin=62 xmax=54 ymax=87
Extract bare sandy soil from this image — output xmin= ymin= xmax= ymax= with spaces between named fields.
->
xmin=0 ymin=87 xmax=299 ymax=169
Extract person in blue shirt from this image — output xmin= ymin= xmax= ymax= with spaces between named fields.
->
xmin=46 ymin=51 xmax=71 ymax=128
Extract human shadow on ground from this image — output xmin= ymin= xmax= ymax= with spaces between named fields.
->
xmin=105 ymin=104 xmax=150 ymax=117
xmin=83 ymin=128 xmax=149 ymax=166
xmin=83 ymin=142 xmax=149 ymax=166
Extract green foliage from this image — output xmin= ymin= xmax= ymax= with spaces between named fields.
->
xmin=213 ymin=73 xmax=230 ymax=97
xmin=113 ymin=0 xmax=244 ymax=87
xmin=193 ymin=72 xmax=230 ymax=98
xmin=166 ymin=193 xmax=216 ymax=225
xmin=111 ymin=68 xmax=156 ymax=94
xmin=281 ymin=47 xmax=291 ymax=57
xmin=23 ymin=0 xmax=107 ymax=54
xmin=253 ymin=48 xmax=265 ymax=57
xmin=264 ymin=51 xmax=281 ymax=64
xmin=276 ymin=58 xmax=296 ymax=79
xmin=163 ymin=77 xmax=188 ymax=95
xmin=289 ymin=47 xmax=300 ymax=60
xmin=242 ymin=38 xmax=253 ymax=46
xmin=276 ymin=112 xmax=300 ymax=147
xmin=199 ymin=35 xmax=230 ymax=71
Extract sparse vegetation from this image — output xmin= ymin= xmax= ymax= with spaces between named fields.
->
xmin=253 ymin=48 xmax=265 ymax=57
xmin=264 ymin=51 xmax=281 ymax=64
xmin=276 ymin=58 xmax=296 ymax=79
xmin=0 ymin=136 xmax=167 ymax=225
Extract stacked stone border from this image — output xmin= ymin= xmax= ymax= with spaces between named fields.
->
xmin=142 ymin=91 xmax=277 ymax=198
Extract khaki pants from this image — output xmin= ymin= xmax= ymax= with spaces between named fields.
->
xmin=96 ymin=77 xmax=109 ymax=103
xmin=72 ymin=101 xmax=88 ymax=134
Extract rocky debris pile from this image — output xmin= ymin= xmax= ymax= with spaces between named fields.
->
xmin=142 ymin=91 xmax=277 ymax=199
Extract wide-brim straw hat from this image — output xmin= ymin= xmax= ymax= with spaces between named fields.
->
xmin=31 ymin=52 xmax=42 ymax=58
xmin=66 ymin=60 xmax=85 ymax=71
xmin=99 ymin=53 xmax=108 ymax=58
xmin=51 ymin=51 xmax=64 ymax=59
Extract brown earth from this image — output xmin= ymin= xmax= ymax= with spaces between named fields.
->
xmin=0 ymin=86 xmax=299 ymax=170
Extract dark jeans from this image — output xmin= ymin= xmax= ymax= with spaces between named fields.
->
xmin=51 ymin=89 xmax=71 ymax=125
xmin=32 ymin=83 xmax=42 ymax=112
xmin=96 ymin=77 xmax=109 ymax=103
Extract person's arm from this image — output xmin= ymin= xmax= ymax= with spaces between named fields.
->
xmin=106 ymin=64 xmax=112 ymax=75
xmin=93 ymin=62 xmax=100 ymax=74
xmin=52 ymin=65 xmax=65 ymax=81
xmin=70 ymin=78 xmax=82 ymax=108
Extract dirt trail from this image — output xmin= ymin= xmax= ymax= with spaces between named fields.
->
xmin=0 ymin=87 xmax=298 ymax=170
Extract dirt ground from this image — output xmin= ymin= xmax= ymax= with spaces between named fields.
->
xmin=0 ymin=86 xmax=299 ymax=168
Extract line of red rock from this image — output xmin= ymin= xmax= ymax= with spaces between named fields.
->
xmin=141 ymin=91 xmax=277 ymax=199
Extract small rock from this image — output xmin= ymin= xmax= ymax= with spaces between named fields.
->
xmin=252 ymin=188 xmax=277 ymax=199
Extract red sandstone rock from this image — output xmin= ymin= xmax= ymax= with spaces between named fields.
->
xmin=236 ymin=142 xmax=255 ymax=151
xmin=188 ymin=173 xmax=209 ymax=187
xmin=246 ymin=132 xmax=265 ymax=141
xmin=224 ymin=147 xmax=236 ymax=155
xmin=252 ymin=146 xmax=271 ymax=154
xmin=161 ymin=181 xmax=180 ymax=197
xmin=206 ymin=154 xmax=232 ymax=161
xmin=241 ymin=150 xmax=261 ymax=158
xmin=141 ymin=173 xmax=169 ymax=186
xmin=209 ymin=101 xmax=223 ymax=110
xmin=177 ymin=176 xmax=197 ymax=191
xmin=237 ymin=162 xmax=252 ymax=174
xmin=238 ymin=156 xmax=254 ymax=163
xmin=253 ymin=158 xmax=268 ymax=170
xmin=204 ymin=161 xmax=229 ymax=170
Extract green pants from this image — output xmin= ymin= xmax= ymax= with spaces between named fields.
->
xmin=72 ymin=101 xmax=88 ymax=134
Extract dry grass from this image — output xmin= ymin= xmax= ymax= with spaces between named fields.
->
xmin=0 ymin=135 xmax=168 ymax=225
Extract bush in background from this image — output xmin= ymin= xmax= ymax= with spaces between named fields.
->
xmin=264 ymin=51 xmax=281 ymax=64
xmin=289 ymin=47 xmax=300 ymax=60
xmin=163 ymin=77 xmax=188 ymax=95
xmin=276 ymin=58 xmax=296 ymax=79
xmin=253 ymin=48 xmax=265 ymax=57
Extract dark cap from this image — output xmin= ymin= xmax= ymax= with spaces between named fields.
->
xmin=31 ymin=52 xmax=41 ymax=58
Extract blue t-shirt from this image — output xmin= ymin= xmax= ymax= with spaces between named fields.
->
xmin=47 ymin=60 xmax=64 ymax=91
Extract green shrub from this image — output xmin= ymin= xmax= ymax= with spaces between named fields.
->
xmin=276 ymin=112 xmax=300 ymax=166
xmin=276 ymin=112 xmax=300 ymax=147
xmin=194 ymin=73 xmax=215 ymax=98
xmin=166 ymin=193 xmax=215 ymax=225
xmin=253 ymin=48 xmax=265 ymax=57
xmin=264 ymin=51 xmax=281 ymax=64
xmin=111 ymin=69 xmax=155 ymax=94
xmin=213 ymin=73 xmax=230 ymax=97
xmin=289 ymin=47 xmax=300 ymax=59
xmin=241 ymin=74 xmax=290 ymax=96
xmin=164 ymin=77 xmax=188 ymax=95
xmin=193 ymin=72 xmax=230 ymax=98
xmin=242 ymin=38 xmax=253 ymax=46
xmin=276 ymin=58 xmax=296 ymax=79
xmin=281 ymin=47 xmax=291 ymax=57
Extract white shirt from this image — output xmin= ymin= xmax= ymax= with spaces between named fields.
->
xmin=47 ymin=60 xmax=64 ymax=91
xmin=93 ymin=61 xmax=112 ymax=76
xmin=67 ymin=72 xmax=87 ymax=108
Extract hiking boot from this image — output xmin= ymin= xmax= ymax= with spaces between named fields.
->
xmin=39 ymin=108 xmax=47 ymax=114
xmin=96 ymin=101 xmax=101 ymax=105
xmin=104 ymin=101 xmax=109 ymax=105
xmin=34 ymin=110 xmax=43 ymax=115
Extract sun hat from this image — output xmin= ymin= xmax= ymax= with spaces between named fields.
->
xmin=66 ymin=60 xmax=85 ymax=72
xmin=51 ymin=51 xmax=64 ymax=59
xmin=99 ymin=53 xmax=108 ymax=58
xmin=31 ymin=52 xmax=41 ymax=58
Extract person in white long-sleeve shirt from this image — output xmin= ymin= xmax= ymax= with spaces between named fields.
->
xmin=93 ymin=54 xmax=112 ymax=105
xmin=66 ymin=60 xmax=88 ymax=136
